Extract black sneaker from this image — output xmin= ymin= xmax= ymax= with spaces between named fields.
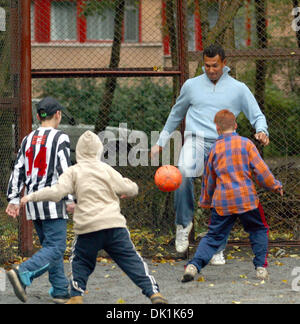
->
xmin=6 ymin=266 xmax=27 ymax=303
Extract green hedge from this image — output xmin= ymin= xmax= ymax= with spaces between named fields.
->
xmin=37 ymin=77 xmax=300 ymax=235
xmin=38 ymin=77 xmax=300 ymax=156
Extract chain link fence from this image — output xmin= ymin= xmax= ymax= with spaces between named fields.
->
xmin=1 ymin=0 xmax=300 ymax=263
xmin=0 ymin=0 xmax=22 ymax=264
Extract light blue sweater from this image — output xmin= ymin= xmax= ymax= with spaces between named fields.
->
xmin=157 ymin=66 xmax=268 ymax=147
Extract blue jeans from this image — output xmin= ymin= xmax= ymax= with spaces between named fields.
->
xmin=175 ymin=135 xmax=214 ymax=227
xmin=188 ymin=207 xmax=269 ymax=272
xmin=18 ymin=219 xmax=69 ymax=297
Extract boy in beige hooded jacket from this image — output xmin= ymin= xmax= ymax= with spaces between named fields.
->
xmin=21 ymin=130 xmax=167 ymax=304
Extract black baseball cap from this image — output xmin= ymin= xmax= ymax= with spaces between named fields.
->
xmin=37 ymin=97 xmax=64 ymax=117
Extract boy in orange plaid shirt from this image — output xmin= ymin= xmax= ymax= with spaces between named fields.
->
xmin=182 ymin=110 xmax=283 ymax=282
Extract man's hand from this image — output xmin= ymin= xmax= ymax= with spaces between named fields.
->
xmin=254 ymin=132 xmax=269 ymax=146
xmin=278 ymin=188 xmax=284 ymax=197
xmin=150 ymin=144 xmax=162 ymax=159
xmin=6 ymin=203 xmax=20 ymax=219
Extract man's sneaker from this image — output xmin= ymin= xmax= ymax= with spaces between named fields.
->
xmin=49 ymin=287 xmax=70 ymax=304
xmin=6 ymin=266 xmax=27 ymax=303
xmin=256 ymin=267 xmax=269 ymax=280
xmin=210 ymin=250 xmax=226 ymax=266
xmin=181 ymin=264 xmax=198 ymax=283
xmin=150 ymin=293 xmax=168 ymax=304
xmin=175 ymin=222 xmax=193 ymax=253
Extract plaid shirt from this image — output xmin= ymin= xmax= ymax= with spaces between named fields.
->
xmin=200 ymin=132 xmax=282 ymax=216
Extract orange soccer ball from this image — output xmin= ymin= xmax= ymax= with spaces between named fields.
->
xmin=154 ymin=165 xmax=182 ymax=192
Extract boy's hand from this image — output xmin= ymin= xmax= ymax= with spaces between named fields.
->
xmin=20 ymin=196 xmax=30 ymax=208
xmin=66 ymin=202 xmax=76 ymax=214
xmin=254 ymin=132 xmax=269 ymax=146
xmin=278 ymin=188 xmax=283 ymax=197
xmin=6 ymin=203 xmax=20 ymax=218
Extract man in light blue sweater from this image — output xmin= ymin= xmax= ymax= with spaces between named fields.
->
xmin=151 ymin=44 xmax=269 ymax=260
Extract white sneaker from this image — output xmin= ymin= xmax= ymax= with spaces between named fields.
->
xmin=175 ymin=222 xmax=193 ymax=253
xmin=256 ymin=267 xmax=269 ymax=280
xmin=182 ymin=264 xmax=198 ymax=283
xmin=210 ymin=250 xmax=226 ymax=265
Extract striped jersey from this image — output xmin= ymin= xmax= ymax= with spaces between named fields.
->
xmin=7 ymin=127 xmax=72 ymax=220
xmin=200 ymin=132 xmax=282 ymax=216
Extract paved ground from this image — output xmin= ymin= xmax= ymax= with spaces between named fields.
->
xmin=1 ymin=247 xmax=300 ymax=304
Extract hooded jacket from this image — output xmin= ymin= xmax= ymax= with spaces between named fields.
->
xmin=157 ymin=66 xmax=268 ymax=147
xmin=26 ymin=130 xmax=138 ymax=234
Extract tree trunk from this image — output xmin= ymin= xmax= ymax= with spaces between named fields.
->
xmin=94 ymin=0 xmax=125 ymax=134
xmin=219 ymin=0 xmax=237 ymax=78
xmin=254 ymin=0 xmax=268 ymax=113
xmin=165 ymin=0 xmax=180 ymax=105
xmin=195 ymin=0 xmax=243 ymax=76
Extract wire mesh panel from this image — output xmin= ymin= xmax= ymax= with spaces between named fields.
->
xmin=0 ymin=0 xmax=22 ymax=264
xmin=0 ymin=0 xmax=297 ymax=264
xmin=34 ymin=76 xmax=176 ymax=229
xmin=29 ymin=0 xmax=300 ymax=247
xmin=31 ymin=0 xmax=166 ymax=70
xmin=188 ymin=0 xmax=300 ymax=242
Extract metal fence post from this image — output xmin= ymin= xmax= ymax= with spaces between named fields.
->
xmin=19 ymin=0 xmax=33 ymax=257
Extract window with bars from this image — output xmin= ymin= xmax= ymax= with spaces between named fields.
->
xmin=31 ymin=0 xmax=141 ymax=43
xmin=162 ymin=1 xmax=251 ymax=55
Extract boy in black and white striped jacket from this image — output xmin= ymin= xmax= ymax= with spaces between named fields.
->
xmin=6 ymin=97 xmax=74 ymax=304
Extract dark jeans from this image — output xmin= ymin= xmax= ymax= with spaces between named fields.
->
xmin=70 ymin=227 xmax=160 ymax=298
xmin=188 ymin=205 xmax=269 ymax=272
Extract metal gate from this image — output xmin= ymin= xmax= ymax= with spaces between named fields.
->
xmin=0 ymin=0 xmax=299 ymax=261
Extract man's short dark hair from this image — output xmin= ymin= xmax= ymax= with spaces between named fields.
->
xmin=203 ymin=44 xmax=226 ymax=61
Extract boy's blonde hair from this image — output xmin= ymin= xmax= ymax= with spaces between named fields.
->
xmin=214 ymin=109 xmax=236 ymax=132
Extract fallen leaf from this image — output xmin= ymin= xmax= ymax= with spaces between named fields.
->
xmin=239 ymin=274 xmax=248 ymax=279
xmin=197 ymin=276 xmax=205 ymax=282
xmin=117 ymin=299 xmax=126 ymax=304
xmin=232 ymin=301 xmax=241 ymax=304
xmin=275 ymin=261 xmax=284 ymax=266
